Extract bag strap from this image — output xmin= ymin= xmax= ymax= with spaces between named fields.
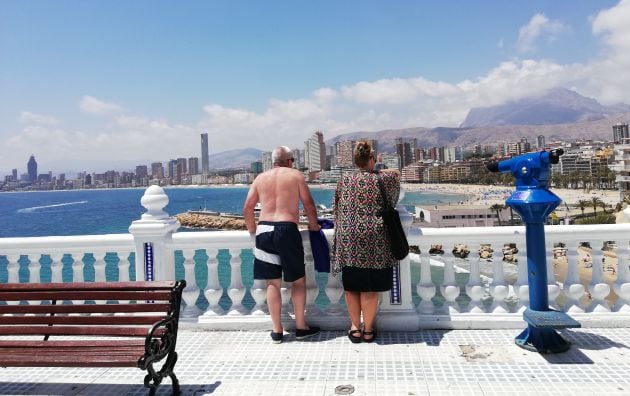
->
xmin=376 ymin=175 xmax=393 ymax=211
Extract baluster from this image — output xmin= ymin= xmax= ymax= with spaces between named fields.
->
xmin=227 ymin=248 xmax=245 ymax=315
xmin=180 ymin=249 xmax=201 ymax=318
xmin=546 ymin=242 xmax=561 ymax=309
xmin=203 ymin=248 xmax=224 ymax=316
xmin=50 ymin=253 xmax=64 ymax=284
xmin=6 ymin=254 xmax=20 ymax=284
xmin=613 ymin=240 xmax=630 ymax=312
xmin=488 ymin=244 xmax=508 ymax=313
xmin=251 ymin=279 xmax=268 ymax=315
xmin=440 ymin=249 xmax=460 ymax=314
xmin=72 ymin=253 xmax=85 ymax=282
xmin=26 ymin=254 xmax=41 ymax=284
xmin=588 ymin=242 xmax=611 ymax=312
xmin=564 ymin=242 xmax=585 ymax=313
xmin=93 ymin=252 xmax=106 ymax=282
xmin=118 ymin=251 xmax=132 ymax=282
xmin=325 ymin=272 xmax=345 ymax=315
xmin=512 ymin=244 xmax=529 ymax=313
xmin=464 ymin=254 xmax=485 ymax=313
xmin=416 ymin=244 xmax=435 ymax=314
xmin=304 ymin=243 xmax=319 ymax=316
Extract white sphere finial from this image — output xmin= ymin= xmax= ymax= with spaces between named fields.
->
xmin=140 ymin=185 xmax=169 ymax=220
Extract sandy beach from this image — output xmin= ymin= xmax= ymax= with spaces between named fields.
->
xmin=401 ymin=182 xmax=622 ymax=207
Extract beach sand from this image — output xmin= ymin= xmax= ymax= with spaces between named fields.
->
xmin=402 ymin=182 xmax=622 ymax=207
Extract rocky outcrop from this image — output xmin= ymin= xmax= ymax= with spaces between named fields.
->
xmin=176 ymin=212 xmax=247 ymax=231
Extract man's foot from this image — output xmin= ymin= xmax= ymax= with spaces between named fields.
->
xmin=270 ymin=331 xmax=284 ymax=344
xmin=295 ymin=326 xmax=320 ymax=340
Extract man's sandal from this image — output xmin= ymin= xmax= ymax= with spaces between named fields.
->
xmin=347 ymin=329 xmax=362 ymax=343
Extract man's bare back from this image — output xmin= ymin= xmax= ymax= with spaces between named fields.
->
xmin=243 ymin=166 xmax=319 ymax=233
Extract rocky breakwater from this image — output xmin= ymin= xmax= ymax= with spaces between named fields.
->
xmin=176 ymin=211 xmax=247 ymax=231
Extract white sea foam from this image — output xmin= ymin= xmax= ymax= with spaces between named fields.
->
xmin=16 ymin=200 xmax=88 ymax=213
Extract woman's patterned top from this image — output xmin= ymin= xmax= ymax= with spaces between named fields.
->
xmin=332 ymin=169 xmax=400 ymax=275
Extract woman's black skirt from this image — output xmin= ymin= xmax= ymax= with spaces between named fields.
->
xmin=342 ymin=266 xmax=393 ymax=292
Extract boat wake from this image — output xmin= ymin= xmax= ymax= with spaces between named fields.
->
xmin=16 ymin=201 xmax=88 ymax=213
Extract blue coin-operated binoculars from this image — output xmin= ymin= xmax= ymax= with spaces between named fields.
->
xmin=487 ymin=149 xmax=581 ymax=353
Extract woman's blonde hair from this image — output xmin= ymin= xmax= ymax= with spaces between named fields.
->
xmin=354 ymin=140 xmax=374 ymax=168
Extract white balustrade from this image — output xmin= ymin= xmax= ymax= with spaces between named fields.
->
xmin=2 ymin=186 xmax=630 ymax=331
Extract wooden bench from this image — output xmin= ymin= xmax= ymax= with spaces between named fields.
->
xmin=0 ymin=280 xmax=186 ymax=396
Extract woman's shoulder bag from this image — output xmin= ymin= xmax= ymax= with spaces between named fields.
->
xmin=376 ymin=175 xmax=409 ymax=260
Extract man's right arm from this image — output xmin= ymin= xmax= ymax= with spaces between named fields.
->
xmin=243 ymin=181 xmax=259 ymax=236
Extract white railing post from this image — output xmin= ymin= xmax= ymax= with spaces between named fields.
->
xmin=513 ymin=244 xmax=529 ymax=313
xmin=546 ymin=241 xmax=561 ymax=309
xmin=202 ymin=248 xmax=224 ymax=316
xmin=6 ymin=254 xmax=20 ymax=284
xmin=416 ymin=242 xmax=436 ymax=315
xmin=181 ymin=248 xmax=202 ymax=318
xmin=227 ymin=248 xmax=245 ymax=315
xmin=464 ymin=255 xmax=485 ymax=313
xmin=118 ymin=251 xmax=132 ymax=282
xmin=50 ymin=253 xmax=64 ymax=283
xmin=26 ymin=254 xmax=40 ymax=284
xmin=378 ymin=200 xmax=418 ymax=331
xmin=613 ymin=240 xmax=630 ymax=312
xmin=325 ymin=272 xmax=345 ymax=315
xmin=93 ymin=252 xmax=106 ymax=282
xmin=588 ymin=241 xmax=611 ymax=312
xmin=488 ymin=244 xmax=509 ymax=313
xmin=129 ymin=186 xmax=179 ymax=282
xmin=72 ymin=253 xmax=85 ymax=282
xmin=564 ymin=242 xmax=585 ymax=313
xmin=303 ymin=243 xmax=319 ymax=317
xmin=441 ymin=251 xmax=461 ymax=314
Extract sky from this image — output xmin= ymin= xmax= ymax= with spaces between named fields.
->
xmin=1 ymin=0 xmax=629 ymax=176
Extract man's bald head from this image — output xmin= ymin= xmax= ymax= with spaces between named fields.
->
xmin=272 ymin=146 xmax=294 ymax=167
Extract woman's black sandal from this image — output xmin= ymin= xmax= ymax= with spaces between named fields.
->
xmin=362 ymin=329 xmax=376 ymax=343
xmin=347 ymin=329 xmax=362 ymax=343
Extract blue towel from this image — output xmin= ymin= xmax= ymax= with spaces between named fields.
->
xmin=309 ymin=219 xmax=333 ymax=273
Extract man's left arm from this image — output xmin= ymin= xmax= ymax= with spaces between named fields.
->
xmin=298 ymin=175 xmax=320 ymax=231
xmin=243 ymin=182 xmax=259 ymax=236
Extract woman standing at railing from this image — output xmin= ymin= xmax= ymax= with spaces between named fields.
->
xmin=332 ymin=140 xmax=400 ymax=343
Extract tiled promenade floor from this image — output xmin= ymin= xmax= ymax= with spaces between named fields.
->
xmin=1 ymin=327 xmax=630 ymax=396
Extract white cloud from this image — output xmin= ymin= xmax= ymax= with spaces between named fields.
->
xmin=517 ymin=13 xmax=569 ymax=53
xmin=18 ymin=111 xmax=59 ymax=125
xmin=79 ymin=96 xmax=123 ymax=115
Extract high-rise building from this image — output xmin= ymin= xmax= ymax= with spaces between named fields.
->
xmin=151 ymin=162 xmax=164 ymax=179
xmin=27 ymin=155 xmax=37 ymax=182
xmin=537 ymin=135 xmax=546 ymax=149
xmin=168 ymin=159 xmax=178 ymax=179
xmin=613 ymin=123 xmax=629 ymax=144
xmin=135 ymin=165 xmax=148 ymax=179
xmin=334 ymin=140 xmax=355 ymax=168
xmin=262 ymin=151 xmax=272 ymax=172
xmin=201 ymin=133 xmax=209 ymax=174
xmin=304 ymin=131 xmax=326 ymax=172
xmin=395 ymin=138 xmax=413 ymax=169
xmin=11 ymin=169 xmax=17 ymax=181
xmin=188 ymin=157 xmax=199 ymax=175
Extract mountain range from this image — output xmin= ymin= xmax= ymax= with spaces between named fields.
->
xmin=211 ymin=87 xmax=630 ymax=168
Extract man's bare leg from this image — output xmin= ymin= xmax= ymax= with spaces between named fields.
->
xmin=266 ymin=279 xmax=283 ymax=333
xmin=291 ymin=277 xmax=307 ymax=329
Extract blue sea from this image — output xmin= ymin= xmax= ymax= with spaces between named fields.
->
xmin=0 ymin=186 xmax=467 ymax=238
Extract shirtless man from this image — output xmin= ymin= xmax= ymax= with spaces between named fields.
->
xmin=243 ymin=146 xmax=321 ymax=343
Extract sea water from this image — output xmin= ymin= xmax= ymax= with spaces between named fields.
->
xmin=0 ymin=186 xmax=477 ymax=310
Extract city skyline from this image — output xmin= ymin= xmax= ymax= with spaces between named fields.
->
xmin=1 ymin=0 xmax=630 ymax=176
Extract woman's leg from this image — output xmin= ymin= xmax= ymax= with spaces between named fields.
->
xmin=360 ymin=292 xmax=379 ymax=338
xmin=344 ymin=291 xmax=362 ymax=330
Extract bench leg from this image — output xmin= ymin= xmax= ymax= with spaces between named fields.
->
xmin=144 ymin=351 xmax=180 ymax=395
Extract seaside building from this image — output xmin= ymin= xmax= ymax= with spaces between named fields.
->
xmin=537 ymin=135 xmax=546 ymax=149
xmin=250 ymin=161 xmax=263 ymax=174
xmin=395 ymin=138 xmax=413 ymax=170
xmin=414 ymin=204 xmax=510 ymax=228
xmin=444 ymin=146 xmax=463 ymax=163
xmin=613 ymin=123 xmax=629 ymax=144
xmin=27 ymin=155 xmax=37 ymax=183
xmin=304 ymin=131 xmax=326 ymax=174
xmin=261 ymin=151 xmax=272 ymax=172
xmin=151 ymin=162 xmax=164 ymax=180
xmin=612 ymin=136 xmax=630 ymax=200
xmin=201 ymin=133 xmax=209 ymax=174
xmin=334 ymin=140 xmax=355 ymax=168
xmin=188 ymin=157 xmax=199 ymax=175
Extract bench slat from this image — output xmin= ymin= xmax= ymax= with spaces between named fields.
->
xmin=0 ymin=354 xmax=141 ymax=367
xmin=0 ymin=340 xmax=144 ymax=348
xmin=0 ymin=281 xmax=176 ymax=292
xmin=0 ymin=291 xmax=173 ymax=301
xmin=0 ymin=326 xmax=166 ymax=337
xmin=1 ymin=315 xmax=168 ymax=326
xmin=0 ymin=303 xmax=172 ymax=315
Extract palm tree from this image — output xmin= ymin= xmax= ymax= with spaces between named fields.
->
xmin=490 ymin=203 xmax=505 ymax=226
xmin=576 ymin=199 xmax=589 ymax=216
xmin=591 ymin=197 xmax=604 ymax=215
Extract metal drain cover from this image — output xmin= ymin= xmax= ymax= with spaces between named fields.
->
xmin=334 ymin=384 xmax=355 ymax=395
